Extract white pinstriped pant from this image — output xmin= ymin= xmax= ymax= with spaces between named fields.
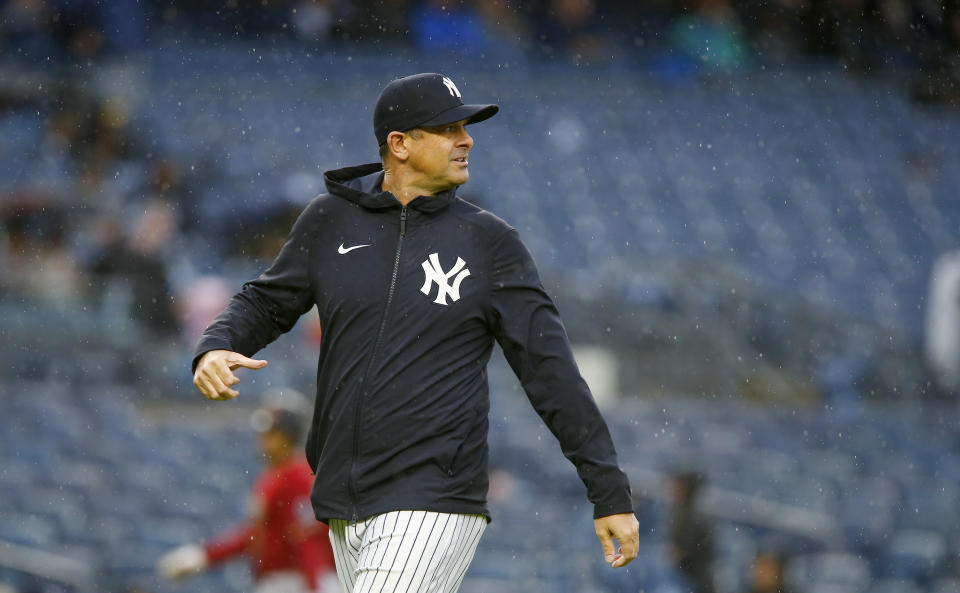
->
xmin=328 ymin=511 xmax=487 ymax=593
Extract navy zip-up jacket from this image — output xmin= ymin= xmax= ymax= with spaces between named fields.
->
xmin=194 ymin=163 xmax=633 ymax=523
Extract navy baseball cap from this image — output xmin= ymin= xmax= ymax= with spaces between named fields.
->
xmin=374 ymin=73 xmax=498 ymax=146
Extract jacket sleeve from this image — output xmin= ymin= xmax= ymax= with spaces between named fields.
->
xmin=489 ymin=228 xmax=633 ymax=519
xmin=192 ymin=200 xmax=319 ymax=372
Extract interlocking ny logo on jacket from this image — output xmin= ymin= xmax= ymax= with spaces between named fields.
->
xmin=420 ymin=253 xmax=470 ymax=305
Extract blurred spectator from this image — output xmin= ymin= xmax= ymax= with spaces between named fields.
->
xmin=0 ymin=198 xmax=82 ymax=307
xmin=39 ymin=0 xmax=146 ymax=59
xmin=530 ymin=0 xmax=612 ymax=64
xmin=410 ymin=0 xmax=490 ymax=54
xmin=926 ymin=250 xmax=960 ymax=395
xmin=292 ymin=0 xmax=336 ymax=42
xmin=143 ymin=154 xmax=197 ymax=232
xmin=157 ymin=405 xmax=338 ymax=593
xmin=667 ymin=0 xmax=747 ymax=73
xmin=796 ymin=0 xmax=871 ymax=68
xmin=912 ymin=0 xmax=960 ymax=106
xmin=668 ymin=470 xmax=716 ymax=593
xmin=732 ymin=0 xmax=803 ymax=60
xmin=231 ymin=200 xmax=303 ymax=263
xmin=40 ymin=93 xmax=141 ymax=213
xmin=177 ymin=275 xmax=234 ymax=344
xmin=85 ymin=200 xmax=179 ymax=337
xmin=0 ymin=0 xmax=952 ymax=93
xmin=175 ymin=0 xmax=337 ymax=41
xmin=324 ymin=0 xmax=412 ymax=42
xmin=487 ymin=467 xmax=518 ymax=504
xmin=742 ymin=549 xmax=798 ymax=593
xmin=475 ymin=0 xmax=531 ymax=51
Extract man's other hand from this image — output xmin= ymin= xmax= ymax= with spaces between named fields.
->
xmin=193 ymin=350 xmax=268 ymax=401
xmin=594 ymin=512 xmax=640 ymax=568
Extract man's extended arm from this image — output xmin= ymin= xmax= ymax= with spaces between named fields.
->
xmin=489 ymin=227 xmax=638 ymax=566
xmin=192 ymin=199 xmax=320 ymax=399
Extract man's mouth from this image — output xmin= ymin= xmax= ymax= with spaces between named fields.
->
xmin=452 ymin=156 xmax=468 ymax=164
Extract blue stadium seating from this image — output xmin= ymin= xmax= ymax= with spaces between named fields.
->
xmin=3 ymin=354 xmax=960 ymax=592
xmin=97 ymin=39 xmax=957 ymax=332
xmin=3 ymin=33 xmax=960 ymax=593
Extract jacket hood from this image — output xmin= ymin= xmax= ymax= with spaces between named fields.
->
xmin=324 ymin=163 xmax=457 ymax=213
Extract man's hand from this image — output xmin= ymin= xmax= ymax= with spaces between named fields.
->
xmin=193 ymin=350 xmax=268 ymax=401
xmin=594 ymin=512 xmax=640 ymax=568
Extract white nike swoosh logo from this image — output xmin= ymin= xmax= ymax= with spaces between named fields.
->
xmin=338 ymin=243 xmax=371 ymax=254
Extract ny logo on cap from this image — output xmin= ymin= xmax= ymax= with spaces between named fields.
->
xmin=442 ymin=76 xmax=461 ymax=98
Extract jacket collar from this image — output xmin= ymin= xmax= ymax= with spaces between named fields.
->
xmin=324 ymin=163 xmax=457 ymax=213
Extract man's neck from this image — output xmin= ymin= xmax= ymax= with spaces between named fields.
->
xmin=382 ymin=166 xmax=445 ymax=206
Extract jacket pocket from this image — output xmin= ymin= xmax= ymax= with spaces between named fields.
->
xmin=440 ymin=435 xmax=468 ymax=476
xmin=438 ymin=408 xmax=481 ymax=476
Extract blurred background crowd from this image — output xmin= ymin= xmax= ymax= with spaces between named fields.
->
xmin=1 ymin=1 xmax=960 ymax=593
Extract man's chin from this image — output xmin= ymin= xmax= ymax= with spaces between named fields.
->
xmin=451 ymin=169 xmax=469 ymax=185
xmin=433 ymin=170 xmax=469 ymax=192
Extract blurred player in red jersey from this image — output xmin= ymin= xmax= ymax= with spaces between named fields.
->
xmin=158 ymin=405 xmax=338 ymax=593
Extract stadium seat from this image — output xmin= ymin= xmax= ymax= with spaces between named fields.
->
xmin=882 ymin=529 xmax=948 ymax=581
xmin=790 ymin=552 xmax=871 ymax=593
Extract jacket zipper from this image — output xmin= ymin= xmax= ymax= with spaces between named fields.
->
xmin=348 ymin=205 xmax=407 ymax=521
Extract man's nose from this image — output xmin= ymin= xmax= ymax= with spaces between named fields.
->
xmin=458 ymin=129 xmax=474 ymax=148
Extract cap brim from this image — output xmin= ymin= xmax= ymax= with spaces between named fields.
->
xmin=419 ymin=103 xmax=499 ymax=128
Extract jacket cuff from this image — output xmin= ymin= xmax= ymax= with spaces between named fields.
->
xmin=191 ymin=339 xmax=234 ymax=374
xmin=592 ymin=497 xmax=635 ymax=519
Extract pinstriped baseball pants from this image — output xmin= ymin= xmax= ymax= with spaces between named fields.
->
xmin=328 ymin=511 xmax=487 ymax=593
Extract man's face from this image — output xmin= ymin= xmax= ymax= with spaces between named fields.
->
xmin=405 ymin=119 xmax=474 ymax=192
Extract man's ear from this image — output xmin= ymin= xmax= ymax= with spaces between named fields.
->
xmin=386 ymin=131 xmax=409 ymax=162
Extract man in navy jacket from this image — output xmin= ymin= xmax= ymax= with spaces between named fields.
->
xmin=192 ymin=72 xmax=639 ymax=593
